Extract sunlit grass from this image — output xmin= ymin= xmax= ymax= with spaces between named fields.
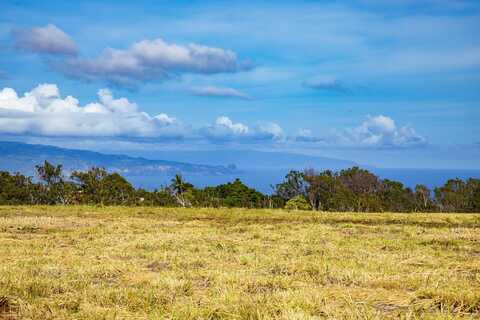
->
xmin=0 ymin=206 xmax=479 ymax=319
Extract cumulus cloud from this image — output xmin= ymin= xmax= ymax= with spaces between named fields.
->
xmin=0 ymin=84 xmax=183 ymax=139
xmin=12 ymin=24 xmax=77 ymax=55
xmin=200 ymin=116 xmax=249 ymax=141
xmin=56 ymin=38 xmax=252 ymax=86
xmin=191 ymin=86 xmax=251 ymax=100
xmin=295 ymin=128 xmax=324 ymax=142
xmin=303 ymin=76 xmax=349 ymax=93
xmin=256 ymin=122 xmax=284 ymax=140
xmin=336 ymin=115 xmax=427 ymax=148
xmin=0 ymin=84 xmax=282 ymax=144
xmin=200 ymin=116 xmax=283 ymax=142
xmin=292 ymin=116 xmax=426 ymax=148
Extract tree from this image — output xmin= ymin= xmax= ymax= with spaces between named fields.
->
xmin=381 ymin=180 xmax=415 ymax=212
xmin=101 ymin=172 xmax=136 ymax=205
xmin=212 ymin=178 xmax=267 ymax=208
xmin=169 ymin=174 xmax=193 ymax=207
xmin=414 ymin=184 xmax=433 ymax=212
xmin=304 ymin=169 xmax=336 ymax=210
xmin=0 ymin=171 xmax=35 ymax=205
xmin=35 ymin=161 xmax=71 ymax=204
xmin=337 ymin=167 xmax=384 ymax=212
xmin=71 ymin=167 xmax=137 ymax=205
xmin=465 ymin=178 xmax=480 ymax=212
xmin=434 ymin=179 xmax=467 ymax=212
xmin=71 ymin=167 xmax=108 ymax=204
xmin=275 ymin=171 xmax=307 ymax=200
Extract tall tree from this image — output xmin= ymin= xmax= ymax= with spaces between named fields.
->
xmin=169 ymin=174 xmax=193 ymax=207
xmin=275 ymin=171 xmax=307 ymax=200
xmin=35 ymin=160 xmax=70 ymax=204
xmin=415 ymin=184 xmax=432 ymax=212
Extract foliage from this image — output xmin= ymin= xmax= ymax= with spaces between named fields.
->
xmin=0 ymin=162 xmax=479 ymax=212
xmin=284 ymin=195 xmax=311 ymax=210
xmin=274 ymin=170 xmax=307 ymax=200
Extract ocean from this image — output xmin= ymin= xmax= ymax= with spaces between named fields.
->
xmin=127 ymin=168 xmax=480 ymax=194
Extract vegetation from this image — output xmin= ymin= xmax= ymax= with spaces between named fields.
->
xmin=1 ymin=161 xmax=480 ymax=212
xmin=0 ymin=206 xmax=478 ymax=319
xmin=284 ymin=195 xmax=311 ymax=211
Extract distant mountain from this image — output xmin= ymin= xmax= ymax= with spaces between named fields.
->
xmin=0 ymin=141 xmax=238 ymax=177
xmin=112 ymin=149 xmax=357 ymax=170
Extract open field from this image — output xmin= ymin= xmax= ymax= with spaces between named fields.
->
xmin=0 ymin=206 xmax=479 ymax=319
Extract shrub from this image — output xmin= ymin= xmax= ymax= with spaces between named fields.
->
xmin=285 ymin=195 xmax=311 ymax=211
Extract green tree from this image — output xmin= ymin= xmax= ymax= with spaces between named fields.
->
xmin=35 ymin=160 xmax=72 ymax=204
xmin=275 ymin=171 xmax=307 ymax=200
xmin=0 ymin=171 xmax=35 ymax=205
xmin=434 ymin=179 xmax=467 ymax=212
xmin=414 ymin=184 xmax=433 ymax=212
xmin=169 ymin=174 xmax=193 ymax=207
xmin=381 ymin=180 xmax=415 ymax=212
xmin=71 ymin=167 xmax=135 ymax=205
xmin=337 ymin=167 xmax=384 ymax=212
xmin=465 ymin=178 xmax=480 ymax=211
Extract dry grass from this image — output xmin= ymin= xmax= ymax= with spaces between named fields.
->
xmin=0 ymin=206 xmax=479 ymax=319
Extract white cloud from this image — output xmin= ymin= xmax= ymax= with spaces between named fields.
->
xmin=0 ymin=84 xmax=183 ymax=139
xmin=336 ymin=115 xmax=427 ymax=148
xmin=292 ymin=116 xmax=426 ymax=148
xmin=201 ymin=116 xmax=249 ymax=141
xmin=57 ymin=38 xmax=252 ymax=86
xmin=295 ymin=128 xmax=324 ymax=142
xmin=191 ymin=86 xmax=251 ymax=99
xmin=256 ymin=122 xmax=284 ymax=140
xmin=12 ymin=24 xmax=77 ymax=55
xmin=0 ymin=85 xmax=425 ymax=149
xmin=200 ymin=116 xmax=283 ymax=142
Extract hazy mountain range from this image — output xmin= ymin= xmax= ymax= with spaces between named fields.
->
xmin=4 ymin=141 xmax=478 ymax=193
xmin=0 ymin=141 xmax=355 ymax=178
xmin=0 ymin=141 xmax=238 ymax=177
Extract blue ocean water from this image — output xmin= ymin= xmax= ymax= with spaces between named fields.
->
xmin=127 ymin=168 xmax=480 ymax=194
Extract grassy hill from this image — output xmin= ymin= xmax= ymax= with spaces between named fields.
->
xmin=0 ymin=206 xmax=479 ymax=319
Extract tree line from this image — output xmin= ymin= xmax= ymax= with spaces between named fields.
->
xmin=0 ymin=161 xmax=479 ymax=212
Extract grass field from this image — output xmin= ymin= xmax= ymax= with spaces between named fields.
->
xmin=0 ymin=206 xmax=479 ymax=319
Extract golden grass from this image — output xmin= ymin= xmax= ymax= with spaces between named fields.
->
xmin=0 ymin=206 xmax=479 ymax=319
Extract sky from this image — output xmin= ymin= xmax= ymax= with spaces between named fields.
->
xmin=0 ymin=0 xmax=479 ymax=168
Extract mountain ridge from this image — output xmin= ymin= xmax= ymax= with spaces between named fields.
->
xmin=0 ymin=141 xmax=238 ymax=177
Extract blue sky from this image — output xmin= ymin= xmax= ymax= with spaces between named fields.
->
xmin=0 ymin=0 xmax=479 ymax=168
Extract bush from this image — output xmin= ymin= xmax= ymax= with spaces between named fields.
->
xmin=285 ymin=195 xmax=311 ymax=211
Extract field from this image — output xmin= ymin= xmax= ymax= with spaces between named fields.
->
xmin=0 ymin=207 xmax=479 ymax=319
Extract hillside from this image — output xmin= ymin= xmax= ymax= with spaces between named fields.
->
xmin=0 ymin=141 xmax=238 ymax=177
xmin=121 ymin=149 xmax=357 ymax=170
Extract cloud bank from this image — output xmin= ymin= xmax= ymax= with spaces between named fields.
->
xmin=0 ymin=84 xmax=182 ymax=138
xmin=0 ymin=84 xmax=425 ymax=148
xmin=0 ymin=84 xmax=279 ymax=143
xmin=296 ymin=115 xmax=426 ymax=148
xmin=12 ymin=24 xmax=77 ymax=55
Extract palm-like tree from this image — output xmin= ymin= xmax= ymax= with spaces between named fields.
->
xmin=170 ymin=174 xmax=189 ymax=207
xmin=171 ymin=174 xmax=186 ymax=195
